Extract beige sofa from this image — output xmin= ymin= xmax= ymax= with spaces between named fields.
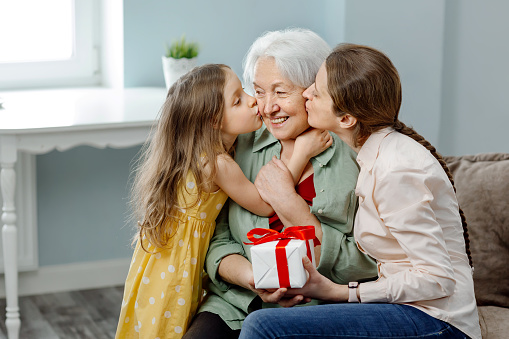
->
xmin=443 ymin=153 xmax=509 ymax=339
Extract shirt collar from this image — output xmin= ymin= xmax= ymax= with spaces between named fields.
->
xmin=252 ymin=125 xmax=279 ymax=152
xmin=356 ymin=127 xmax=394 ymax=171
xmin=252 ymin=124 xmax=336 ymax=166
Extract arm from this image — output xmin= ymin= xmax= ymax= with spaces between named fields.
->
xmin=359 ymin=164 xmax=456 ymax=303
xmin=215 ymin=154 xmax=274 ymax=217
xmin=255 ymin=157 xmax=324 ymax=260
xmin=205 ymin=194 xmax=296 ymax=306
xmin=287 ymin=129 xmax=332 ymax=185
xmin=256 ymin=136 xmax=378 ymax=284
xmin=217 ymin=253 xmax=253 ymax=289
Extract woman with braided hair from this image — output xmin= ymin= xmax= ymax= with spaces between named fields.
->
xmin=243 ymin=43 xmax=481 ymax=339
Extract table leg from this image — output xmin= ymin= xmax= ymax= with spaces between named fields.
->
xmin=1 ymin=159 xmax=20 ymax=339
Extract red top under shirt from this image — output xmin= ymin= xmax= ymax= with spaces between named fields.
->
xmin=268 ymin=174 xmax=316 ymax=232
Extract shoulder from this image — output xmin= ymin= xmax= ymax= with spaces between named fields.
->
xmin=236 ymin=131 xmax=257 ymax=148
xmin=325 ymin=132 xmax=359 ymax=174
xmin=215 ymin=153 xmax=236 ymax=170
xmin=312 ymin=133 xmax=359 ymax=190
xmin=332 ymin=132 xmax=357 ymax=160
xmin=234 ymin=131 xmax=257 ymax=162
xmin=376 ymin=132 xmax=439 ymax=176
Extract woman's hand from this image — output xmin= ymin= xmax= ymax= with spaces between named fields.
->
xmin=285 ymin=256 xmax=348 ymax=303
xmin=247 ymin=277 xmax=310 ymax=307
xmin=255 ymin=156 xmax=297 ymax=208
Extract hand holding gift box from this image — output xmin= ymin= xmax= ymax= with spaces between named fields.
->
xmin=245 ymin=226 xmax=320 ymax=289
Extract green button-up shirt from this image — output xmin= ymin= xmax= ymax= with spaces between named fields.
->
xmin=199 ymin=126 xmax=377 ymax=330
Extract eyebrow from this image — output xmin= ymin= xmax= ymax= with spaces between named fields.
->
xmin=253 ymin=81 xmax=288 ymax=89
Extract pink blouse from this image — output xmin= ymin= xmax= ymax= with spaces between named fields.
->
xmin=355 ymin=128 xmax=481 ymax=339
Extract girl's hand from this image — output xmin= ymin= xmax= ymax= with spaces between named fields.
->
xmin=294 ymin=128 xmax=333 ymax=160
xmin=285 ymin=256 xmax=348 ymax=303
xmin=247 ymin=278 xmax=309 ymax=307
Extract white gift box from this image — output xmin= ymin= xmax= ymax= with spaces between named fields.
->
xmin=250 ymin=239 xmax=316 ymax=289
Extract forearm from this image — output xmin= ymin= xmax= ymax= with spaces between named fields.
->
xmin=270 ymin=190 xmax=323 ymax=263
xmin=286 ymin=153 xmax=309 ymax=186
xmin=217 ymin=253 xmax=253 ymax=290
xmin=271 ymin=191 xmax=322 ymax=237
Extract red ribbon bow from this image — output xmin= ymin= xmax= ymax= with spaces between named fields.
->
xmin=245 ymin=226 xmax=320 ymax=288
xmin=244 ymin=226 xmax=321 ymax=247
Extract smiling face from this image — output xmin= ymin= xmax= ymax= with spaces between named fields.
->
xmin=221 ymin=68 xmax=261 ymax=147
xmin=253 ymin=57 xmax=309 ymax=141
xmin=303 ymin=63 xmax=340 ymax=133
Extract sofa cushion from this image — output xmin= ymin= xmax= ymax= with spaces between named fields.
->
xmin=443 ymin=153 xmax=509 ymax=307
xmin=477 ymin=306 xmax=509 ymax=339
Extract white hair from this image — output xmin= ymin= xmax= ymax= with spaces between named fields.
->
xmin=242 ymin=28 xmax=331 ymax=94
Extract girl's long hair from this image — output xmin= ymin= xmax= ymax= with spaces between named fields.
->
xmin=325 ymin=44 xmax=473 ymax=267
xmin=130 ymin=64 xmax=230 ymax=251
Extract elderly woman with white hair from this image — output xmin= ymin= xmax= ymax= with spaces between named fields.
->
xmin=183 ymin=28 xmax=378 ymax=339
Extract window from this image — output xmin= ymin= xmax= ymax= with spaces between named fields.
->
xmin=0 ymin=0 xmax=100 ymax=89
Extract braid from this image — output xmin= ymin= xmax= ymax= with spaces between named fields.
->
xmin=393 ymin=120 xmax=473 ymax=268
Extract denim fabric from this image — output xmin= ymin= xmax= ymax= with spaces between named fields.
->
xmin=239 ymin=303 xmax=469 ymax=339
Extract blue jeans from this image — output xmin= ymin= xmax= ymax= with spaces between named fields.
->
xmin=239 ymin=303 xmax=469 ymax=338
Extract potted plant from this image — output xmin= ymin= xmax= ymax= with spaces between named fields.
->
xmin=162 ymin=35 xmax=199 ymax=89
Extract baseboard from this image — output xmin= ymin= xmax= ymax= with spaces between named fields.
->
xmin=0 ymin=257 xmax=130 ymax=298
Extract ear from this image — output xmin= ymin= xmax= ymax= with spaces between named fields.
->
xmin=338 ymin=114 xmax=357 ymax=129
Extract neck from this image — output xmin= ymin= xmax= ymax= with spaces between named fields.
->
xmin=331 ymin=127 xmax=361 ymax=153
xmin=222 ymin=133 xmax=237 ymax=153
xmin=279 ymin=138 xmax=295 ymax=161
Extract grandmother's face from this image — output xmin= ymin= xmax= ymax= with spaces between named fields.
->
xmin=253 ymin=57 xmax=310 ymax=141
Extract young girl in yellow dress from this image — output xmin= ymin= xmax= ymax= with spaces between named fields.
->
xmin=115 ymin=64 xmax=332 ymax=339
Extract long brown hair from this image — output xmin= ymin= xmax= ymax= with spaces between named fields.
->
xmin=326 ymin=44 xmax=473 ymax=267
xmin=131 ymin=64 xmax=230 ymax=251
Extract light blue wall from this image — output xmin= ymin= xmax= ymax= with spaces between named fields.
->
xmin=36 ymin=0 xmax=508 ymax=266
xmin=344 ymin=0 xmax=445 ymax=147
xmin=343 ymin=0 xmax=508 ymax=155
xmin=123 ymin=0 xmax=346 ymax=87
xmin=37 ymin=146 xmax=140 ymax=265
xmin=439 ymin=0 xmax=509 ymax=155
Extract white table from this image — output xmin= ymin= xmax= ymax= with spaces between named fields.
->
xmin=0 ymin=87 xmax=166 ymax=339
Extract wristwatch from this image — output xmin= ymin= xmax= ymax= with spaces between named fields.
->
xmin=348 ymin=281 xmax=359 ymax=302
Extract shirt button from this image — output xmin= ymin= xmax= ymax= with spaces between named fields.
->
xmin=318 ymin=209 xmax=323 ymax=214
xmin=320 ymin=189 xmax=324 ymax=193
xmin=319 ymin=163 xmax=324 ymax=167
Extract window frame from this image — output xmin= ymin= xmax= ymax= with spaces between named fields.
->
xmin=0 ymin=0 xmax=100 ymax=90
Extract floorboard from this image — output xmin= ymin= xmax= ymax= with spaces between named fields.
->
xmin=0 ymin=286 xmax=124 ymax=339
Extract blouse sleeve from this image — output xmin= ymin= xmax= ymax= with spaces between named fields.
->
xmin=360 ymin=162 xmax=457 ymax=303
xmin=204 ymin=202 xmax=246 ymax=292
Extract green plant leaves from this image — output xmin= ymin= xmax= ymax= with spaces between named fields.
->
xmin=165 ymin=35 xmax=199 ymax=59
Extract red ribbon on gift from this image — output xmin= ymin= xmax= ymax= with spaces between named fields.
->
xmin=245 ymin=226 xmax=320 ymax=288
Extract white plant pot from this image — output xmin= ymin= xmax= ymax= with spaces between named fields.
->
xmin=162 ymin=56 xmax=197 ymax=90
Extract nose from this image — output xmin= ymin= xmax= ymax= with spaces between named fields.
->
xmin=247 ymin=94 xmax=257 ymax=108
xmin=262 ymin=94 xmax=279 ymax=114
xmin=302 ymin=85 xmax=313 ymax=100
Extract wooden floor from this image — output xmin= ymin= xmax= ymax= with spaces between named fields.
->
xmin=0 ymin=286 xmax=124 ymax=339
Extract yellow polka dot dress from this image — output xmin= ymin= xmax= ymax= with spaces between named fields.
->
xmin=115 ymin=172 xmax=228 ymax=338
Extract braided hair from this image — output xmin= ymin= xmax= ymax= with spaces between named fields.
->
xmin=325 ymin=43 xmax=473 ymax=267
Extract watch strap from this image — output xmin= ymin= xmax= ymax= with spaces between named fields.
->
xmin=348 ymin=281 xmax=359 ymax=303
